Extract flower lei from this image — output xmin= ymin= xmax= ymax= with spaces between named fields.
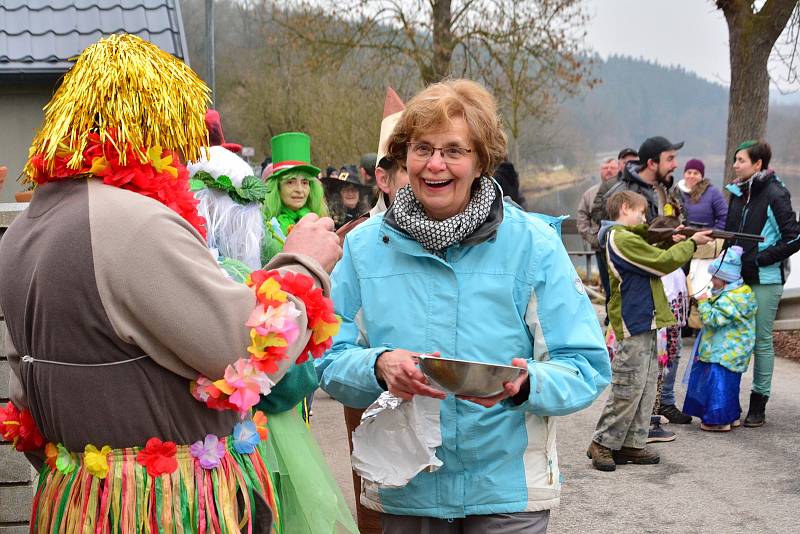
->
xmin=190 ymin=269 xmax=340 ymax=415
xmin=29 ymin=132 xmax=206 ymax=238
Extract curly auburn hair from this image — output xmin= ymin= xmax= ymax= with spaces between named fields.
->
xmin=385 ymin=79 xmax=507 ymax=177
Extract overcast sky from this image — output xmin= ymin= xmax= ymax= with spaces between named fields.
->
xmin=584 ymin=0 xmax=731 ymax=85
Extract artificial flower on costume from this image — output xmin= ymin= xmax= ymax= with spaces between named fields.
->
xmin=89 ymin=156 xmax=109 ymax=175
xmin=247 ymin=328 xmax=290 ymax=369
xmin=232 ymin=421 xmax=261 ymax=454
xmin=267 ymin=270 xmax=341 ymax=361
xmin=55 ymin=443 xmax=78 ymax=474
xmin=192 ymin=379 xmax=235 ymax=412
xmin=252 ymin=411 xmax=269 ymax=440
xmin=214 ymin=359 xmax=274 ymax=414
xmin=254 ymin=276 xmax=288 ymax=304
xmin=84 ymin=444 xmax=112 ymax=479
xmin=190 ymin=434 xmax=226 ymax=469
xmin=0 ymin=403 xmax=45 ymax=452
xmin=147 ymin=145 xmax=178 ymax=177
xmin=1 ymin=403 xmax=23 ymax=443
xmin=136 ymin=437 xmax=178 ymax=477
xmin=190 ymin=376 xmax=215 ymax=403
xmin=44 ymin=443 xmax=59 ymax=470
xmin=246 ymin=300 xmax=301 ymax=342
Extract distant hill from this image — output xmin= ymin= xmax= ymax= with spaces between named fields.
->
xmin=561 ymin=55 xmax=729 ymax=156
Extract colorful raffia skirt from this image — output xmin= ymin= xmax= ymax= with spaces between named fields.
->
xmin=30 ymin=438 xmax=276 ymax=533
xmin=262 ymin=409 xmax=358 ymax=534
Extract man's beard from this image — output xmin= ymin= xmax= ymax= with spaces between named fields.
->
xmin=656 ymin=168 xmax=673 ymax=185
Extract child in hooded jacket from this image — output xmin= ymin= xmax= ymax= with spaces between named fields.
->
xmin=683 ymin=246 xmax=757 ymax=431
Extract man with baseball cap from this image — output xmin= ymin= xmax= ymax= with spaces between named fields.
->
xmin=591 ymin=137 xmax=684 ymax=224
xmin=617 ymin=147 xmax=638 ymax=161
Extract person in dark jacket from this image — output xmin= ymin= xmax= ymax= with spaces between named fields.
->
xmin=493 ymin=160 xmax=527 ymax=208
xmin=725 ymin=140 xmax=800 ymax=427
xmin=590 ymin=138 xmax=683 ymax=225
xmin=675 ymin=158 xmax=727 ymax=229
xmin=324 ymin=170 xmax=373 ymax=229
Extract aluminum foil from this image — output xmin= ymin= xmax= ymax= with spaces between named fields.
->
xmin=351 ymin=392 xmax=443 ymax=488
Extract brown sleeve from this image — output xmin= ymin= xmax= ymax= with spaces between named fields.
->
xmin=88 ymin=181 xmax=323 ymax=383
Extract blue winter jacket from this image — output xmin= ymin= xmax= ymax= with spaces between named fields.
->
xmin=725 ymin=170 xmax=800 ymax=285
xmin=316 ymin=196 xmax=610 ymax=518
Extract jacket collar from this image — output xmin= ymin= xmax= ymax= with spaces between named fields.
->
xmin=622 ymin=161 xmax=655 ymax=189
xmin=382 ymin=179 xmax=505 ymax=251
xmin=726 ymin=169 xmax=775 ymax=197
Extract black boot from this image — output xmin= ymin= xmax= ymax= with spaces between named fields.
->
xmin=744 ymin=391 xmax=768 ymax=427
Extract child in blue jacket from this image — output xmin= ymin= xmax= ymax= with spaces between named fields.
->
xmin=683 ymin=246 xmax=757 ymax=431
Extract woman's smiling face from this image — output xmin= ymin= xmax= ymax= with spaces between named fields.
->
xmin=341 ymin=184 xmax=360 ymax=209
xmin=406 ymin=117 xmax=480 ymax=220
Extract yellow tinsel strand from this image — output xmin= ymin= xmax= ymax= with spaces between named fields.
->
xmin=23 ymin=33 xmax=210 ymax=184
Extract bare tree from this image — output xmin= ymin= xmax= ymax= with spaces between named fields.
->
xmin=716 ymin=0 xmax=799 ymax=183
xmin=462 ymin=1 xmax=596 ymax=164
xmin=181 ymin=0 xmax=412 ymax=166
xmin=281 ymin=0 xmax=595 ymax=166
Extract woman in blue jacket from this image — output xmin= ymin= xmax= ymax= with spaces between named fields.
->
xmin=725 ymin=140 xmax=800 ymax=427
xmin=316 ymin=79 xmax=610 ymax=532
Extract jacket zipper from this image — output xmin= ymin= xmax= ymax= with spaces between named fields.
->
xmin=538 ymin=361 xmax=580 ymax=375
xmin=535 ymin=361 xmax=572 ymax=487
xmin=543 ymin=415 xmax=554 ymax=485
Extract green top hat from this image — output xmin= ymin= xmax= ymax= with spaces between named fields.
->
xmin=269 ymin=132 xmax=321 ymax=180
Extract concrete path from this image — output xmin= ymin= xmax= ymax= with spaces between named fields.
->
xmin=313 ymin=346 xmax=800 ymax=533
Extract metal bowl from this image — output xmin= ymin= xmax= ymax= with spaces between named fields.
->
xmin=418 ymin=355 xmax=524 ymax=398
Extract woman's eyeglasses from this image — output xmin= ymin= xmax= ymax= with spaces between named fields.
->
xmin=407 ymin=142 xmax=472 ymax=163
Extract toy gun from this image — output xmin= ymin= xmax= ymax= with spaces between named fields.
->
xmin=646 ymin=225 xmax=765 ymax=244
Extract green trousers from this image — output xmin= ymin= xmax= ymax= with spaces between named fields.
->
xmin=751 ymin=283 xmax=784 ymax=397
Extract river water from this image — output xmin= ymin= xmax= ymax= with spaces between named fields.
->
xmin=530 ymin=172 xmax=800 ymax=290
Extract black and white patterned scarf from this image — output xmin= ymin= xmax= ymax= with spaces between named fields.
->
xmin=392 ymin=176 xmax=496 ymax=257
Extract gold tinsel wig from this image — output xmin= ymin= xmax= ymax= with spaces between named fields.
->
xmin=23 ymin=33 xmax=210 ymax=184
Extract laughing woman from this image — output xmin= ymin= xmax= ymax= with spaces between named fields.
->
xmin=317 ymin=79 xmax=610 ymax=532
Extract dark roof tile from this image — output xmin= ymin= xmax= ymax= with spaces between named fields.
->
xmin=0 ymin=0 xmax=188 ymax=75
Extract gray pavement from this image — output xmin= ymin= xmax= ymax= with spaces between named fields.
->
xmin=313 ymin=345 xmax=800 ymax=533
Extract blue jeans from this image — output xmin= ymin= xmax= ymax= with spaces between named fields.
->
xmin=660 ymin=354 xmax=679 ymax=406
